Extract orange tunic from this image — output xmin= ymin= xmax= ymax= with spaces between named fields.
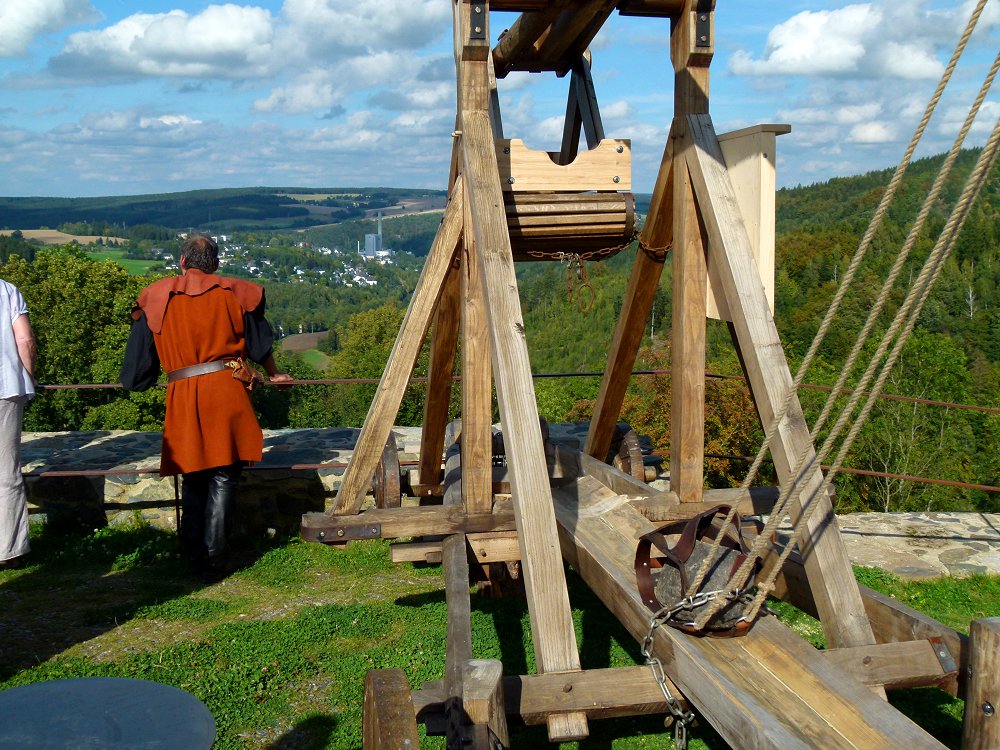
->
xmin=136 ymin=270 xmax=266 ymax=476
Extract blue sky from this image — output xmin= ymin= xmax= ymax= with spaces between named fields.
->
xmin=0 ymin=0 xmax=996 ymax=197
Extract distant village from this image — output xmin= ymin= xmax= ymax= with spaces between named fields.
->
xmin=164 ymin=215 xmax=397 ymax=289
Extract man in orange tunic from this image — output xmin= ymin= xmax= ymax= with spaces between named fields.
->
xmin=121 ymin=234 xmax=291 ymax=580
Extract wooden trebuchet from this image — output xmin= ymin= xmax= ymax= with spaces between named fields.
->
xmin=505 ymin=191 xmax=636 ymax=260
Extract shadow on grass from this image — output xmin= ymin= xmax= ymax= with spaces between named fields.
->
xmin=0 ymin=521 xmax=266 ymax=683
xmin=265 ymin=714 xmax=338 ymax=750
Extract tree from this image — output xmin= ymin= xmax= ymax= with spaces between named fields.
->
xmin=0 ymin=247 xmax=162 ymax=431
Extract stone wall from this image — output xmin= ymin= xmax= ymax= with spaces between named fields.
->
xmin=21 ymin=427 xmax=424 ymax=537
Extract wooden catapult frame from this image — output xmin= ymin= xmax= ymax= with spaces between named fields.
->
xmin=302 ymin=2 xmax=1000 ymax=747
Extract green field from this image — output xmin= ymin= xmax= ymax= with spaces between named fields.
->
xmin=85 ymin=249 xmax=162 ymax=275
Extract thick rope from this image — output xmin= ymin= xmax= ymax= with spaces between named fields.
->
xmin=740 ymin=119 xmax=1000 ymax=625
xmin=682 ymin=0 xmax=990 ymax=603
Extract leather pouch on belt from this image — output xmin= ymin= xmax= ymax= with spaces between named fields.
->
xmin=226 ymin=357 xmax=266 ymax=391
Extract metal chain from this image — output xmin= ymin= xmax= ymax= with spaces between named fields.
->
xmin=558 ymin=252 xmax=596 ymax=313
xmin=639 ymin=594 xmax=719 ymax=749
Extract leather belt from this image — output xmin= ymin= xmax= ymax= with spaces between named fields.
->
xmin=167 ymin=359 xmax=234 ymax=383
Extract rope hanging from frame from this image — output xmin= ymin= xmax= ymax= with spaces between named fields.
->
xmin=649 ymin=0 xmax=998 ymax=634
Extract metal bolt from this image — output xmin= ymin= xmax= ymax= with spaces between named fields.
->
xmin=371 ymin=527 xmax=378 ymax=535
xmin=616 ymin=145 xmax=624 ymax=153
xmin=613 ymin=176 xmax=620 ymax=183
xmin=474 ymin=5 xmax=483 ymax=12
xmin=699 ymin=35 xmax=708 ymax=43
xmin=503 ymin=146 xmax=510 ymax=154
xmin=507 ymin=177 xmax=515 ymax=184
xmin=562 ymin=683 xmax=573 ymax=693
xmin=474 ymin=26 xmax=482 ymax=33
xmin=699 ymin=14 xmax=708 ymax=21
xmin=318 ymin=531 xmax=325 ymax=540
xmin=984 ymin=702 xmax=996 ymax=717
xmin=337 ymin=528 xmax=345 ymax=537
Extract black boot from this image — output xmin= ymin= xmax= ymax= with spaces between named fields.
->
xmin=202 ymin=463 xmax=241 ymax=580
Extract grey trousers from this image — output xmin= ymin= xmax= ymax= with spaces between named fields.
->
xmin=0 ymin=396 xmax=28 ymax=562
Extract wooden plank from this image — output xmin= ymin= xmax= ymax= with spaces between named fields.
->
xmin=463 ymin=660 xmax=510 ymax=748
xmin=822 ymin=640 xmax=956 ymax=690
xmin=684 ymin=112 xmax=877 ymax=651
xmin=550 ymin=474 xmax=946 ymax=749
xmin=414 ymin=665 xmax=688 ymax=725
xmin=496 ymin=138 xmax=630 ymax=191
xmin=302 ymin=504 xmax=517 ymax=542
xmin=670 ymin=121 xmax=707 ymax=502
xmin=332 ymin=179 xmax=464 ymax=514
xmin=363 ymin=669 xmax=420 ymax=750
xmin=707 ymin=124 xmax=790 ymax=320
xmin=963 ymin=617 xmax=1000 ymax=749
xmin=461 ymin=109 xmax=588 ymax=742
xmin=391 ymin=531 xmax=521 ymax=565
xmin=419 ymin=265 xmax=461 ymax=488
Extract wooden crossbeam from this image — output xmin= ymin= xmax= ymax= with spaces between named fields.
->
xmin=684 ymin=112 xmax=876 ymax=650
xmin=492 ymin=0 xmax=616 ymax=77
xmin=461 ymin=108 xmax=588 ymax=742
xmin=332 ymin=179 xmax=465 ymax=515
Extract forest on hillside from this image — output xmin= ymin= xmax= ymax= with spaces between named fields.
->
xmin=0 ymin=147 xmax=997 ymax=515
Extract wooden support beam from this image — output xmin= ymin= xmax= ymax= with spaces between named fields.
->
xmin=584 ymin=146 xmax=670 ymax=463
xmin=550 ymin=474 xmax=946 ymax=749
xmin=684 ymin=112 xmax=876 ymax=651
xmin=461 ymin=193 xmax=495 ymax=514
xmin=496 ymin=138 xmax=630 ymax=191
xmin=963 ymin=617 xmax=1000 ymax=749
xmin=391 ymin=531 xmax=521 ymax=565
xmin=443 ymin=428 xmax=474 ymax=748
xmin=463 ymin=660 xmax=510 ymax=748
xmin=559 ymin=54 xmax=605 ymax=164
xmin=332 ymin=179 xmax=464 ymax=514
xmin=418 ymin=265 xmax=461 ymax=488
xmin=413 ymin=665 xmax=688 ymax=726
xmin=492 ymin=1 xmax=571 ymax=78
xmin=461 ymin=109 xmax=588 ymax=742
xmin=822 ymin=640 xmax=957 ymax=690
xmin=302 ymin=504 xmax=517 ymax=542
xmin=363 ymin=669 xmax=421 ymax=750
xmin=667 ymin=0 xmax=713 ymax=501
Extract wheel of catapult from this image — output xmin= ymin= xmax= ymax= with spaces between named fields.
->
xmin=606 ymin=422 xmax=645 ymax=481
xmin=372 ymin=432 xmax=401 ymax=509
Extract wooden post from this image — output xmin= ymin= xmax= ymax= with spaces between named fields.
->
xmin=461 ymin=109 xmax=588 ymax=742
xmin=362 ymin=669 xmax=420 ymax=750
xmin=463 ymin=660 xmax=510 ymax=748
xmin=668 ymin=0 xmax=712 ymax=502
xmin=963 ymin=617 xmax=1000 ymax=749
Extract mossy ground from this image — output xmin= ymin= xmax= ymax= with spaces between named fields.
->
xmin=1 ymin=519 xmax=992 ymax=748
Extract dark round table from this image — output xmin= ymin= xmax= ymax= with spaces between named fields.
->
xmin=0 ymin=677 xmax=215 ymax=749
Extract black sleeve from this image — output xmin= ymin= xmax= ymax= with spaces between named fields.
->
xmin=120 ymin=310 xmax=160 ymax=392
xmin=244 ymin=293 xmax=275 ymax=364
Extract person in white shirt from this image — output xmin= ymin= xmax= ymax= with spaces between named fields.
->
xmin=0 ymin=279 xmax=36 ymax=568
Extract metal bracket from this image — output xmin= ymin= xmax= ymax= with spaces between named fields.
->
xmin=928 ymin=636 xmax=958 ymax=674
xmin=695 ymin=0 xmax=712 ymax=48
xmin=313 ymin=523 xmax=382 ymax=543
xmin=469 ymin=3 xmax=487 ymax=41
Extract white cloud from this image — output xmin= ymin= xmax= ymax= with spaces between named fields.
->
xmin=848 ymin=121 xmax=896 ymax=143
xmin=728 ymin=1 xmax=961 ymax=80
xmin=0 ymin=0 xmax=98 ymax=58
xmin=49 ymin=5 xmax=275 ymax=79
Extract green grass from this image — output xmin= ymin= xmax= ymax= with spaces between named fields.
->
xmin=0 ymin=521 xmax=992 ymax=749
xmin=299 ymin=349 xmax=332 ymax=371
xmin=85 ymin=249 xmax=162 ymax=275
